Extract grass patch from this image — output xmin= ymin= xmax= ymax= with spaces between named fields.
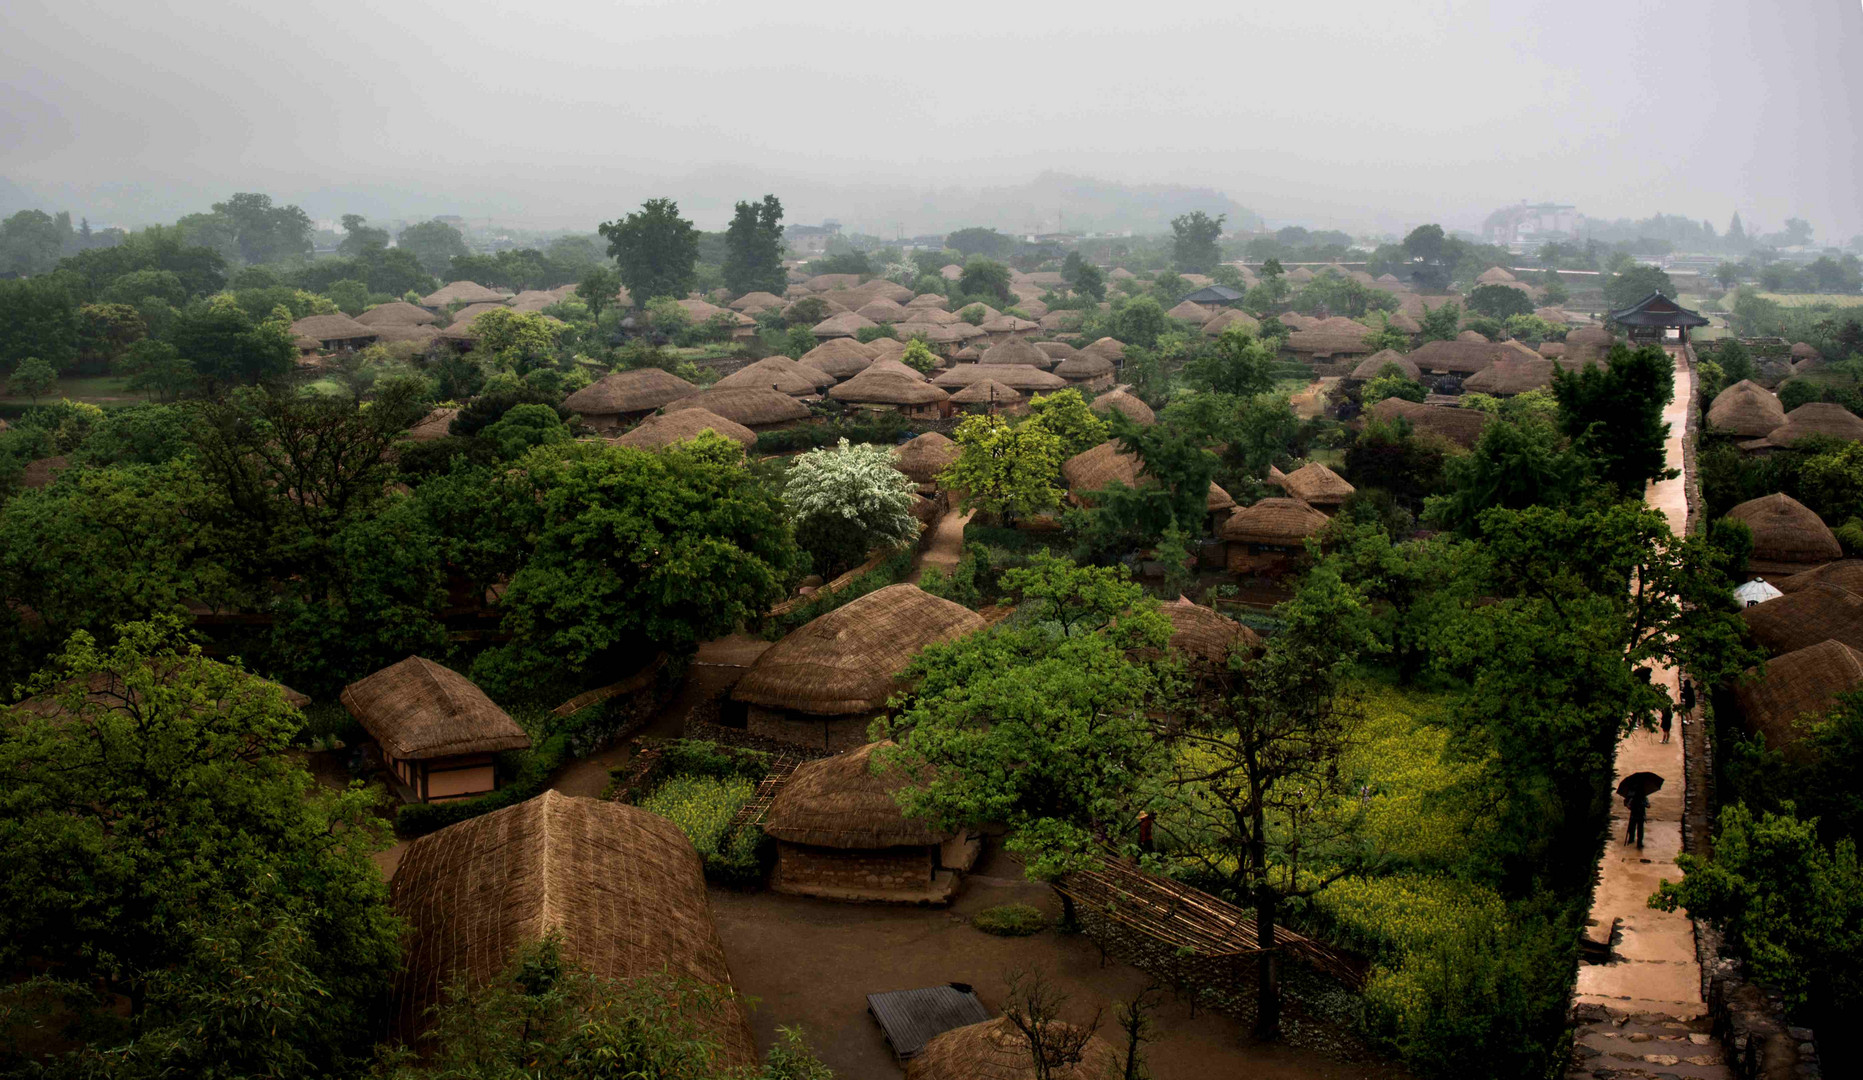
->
xmin=971 ymin=903 xmax=1048 ymax=936
xmin=1756 ymin=292 xmax=1863 ymax=308
xmin=0 ymin=375 xmax=141 ymax=410
xmin=641 ymin=775 xmax=757 ymax=862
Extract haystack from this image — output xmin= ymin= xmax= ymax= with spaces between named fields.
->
xmin=562 ymin=368 xmax=699 ymax=429
xmin=1726 ymin=493 xmax=1842 ymax=573
xmin=716 ymin=356 xmax=832 ymax=396
xmin=1276 ymin=462 xmax=1355 ymax=508
xmin=894 ymin=432 xmax=960 ymax=485
xmin=906 ymin=1017 xmax=1120 ymax=1080
xmin=664 ymin=387 xmax=811 ymax=429
xmin=1739 ymin=583 xmax=1863 ymax=655
xmin=1089 ymin=389 xmax=1155 ymax=426
xmin=1733 ymin=640 xmax=1863 ymax=752
xmin=1707 ymin=380 xmax=1786 ymax=438
xmin=612 ymin=408 xmax=756 ymax=451
xmin=341 ymin=656 xmax=530 ymax=803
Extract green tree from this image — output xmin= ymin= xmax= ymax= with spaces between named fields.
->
xmin=210 ymin=192 xmax=313 ymax=264
xmin=785 ymin=437 xmax=920 ymax=577
xmin=1603 ymin=264 xmax=1677 ymax=312
xmin=169 ymin=297 xmax=294 ymax=387
xmin=0 ymin=274 xmax=83 ymax=371
xmin=397 ymin=219 xmax=471 ymax=276
xmin=939 ymin=414 xmax=1066 ymax=524
xmin=325 ymin=277 xmax=370 ymax=315
xmin=1419 ymin=300 xmax=1461 ymax=342
xmin=1112 ymin=295 xmax=1168 ymax=350
xmin=959 ymin=258 xmax=1014 ymax=304
xmin=1714 ymin=261 xmax=1742 ymax=289
xmin=1182 ymin=325 xmax=1275 ymax=397
xmin=945 ymin=227 xmax=1011 ymax=258
xmin=1553 ymin=343 xmax=1676 ymax=497
xmin=1073 ymin=263 xmax=1106 ymax=302
xmin=1423 ymin=415 xmax=1591 ymax=535
xmin=1362 ymin=370 xmax=1425 ymax=406
xmin=1170 ymin=211 xmax=1225 ymax=275
xmin=576 ymin=265 xmax=621 ymax=321
xmin=470 ymin=308 xmax=566 ymax=375
xmin=76 ymin=302 xmax=147 ymax=371
xmin=900 ymin=337 xmax=937 ymax=374
xmin=481 ymin=401 xmax=571 ymax=460
xmin=1403 ymin=224 xmax=1452 ymax=290
xmin=0 ymin=209 xmax=70 ymax=275
xmin=1466 ymin=284 xmax=1535 ymax=319
xmin=723 ymin=194 xmax=787 ymax=296
xmin=118 ymin=339 xmax=195 ymax=401
xmin=337 ymin=213 xmax=389 ymax=256
xmin=1026 ymin=388 xmax=1111 ymax=457
xmin=600 ymin=198 xmax=701 ymax=306
xmin=6 ymin=356 xmax=55 ymax=402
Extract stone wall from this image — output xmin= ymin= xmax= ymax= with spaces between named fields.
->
xmin=773 ymin=842 xmax=933 ymax=897
xmin=745 ymin=705 xmax=872 ymax=752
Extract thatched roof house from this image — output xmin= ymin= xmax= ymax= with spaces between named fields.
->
xmin=1409 ymin=339 xmax=1510 ymax=375
xmin=1285 ymin=318 xmax=1377 ymax=360
xmin=733 ymin=585 xmax=986 ymax=751
xmin=612 ymin=408 xmax=757 ymax=451
xmin=933 ymin=365 xmax=1068 ymax=393
xmin=799 ymin=338 xmax=877 ymax=380
xmin=1053 ymin=352 xmax=1115 ymax=389
xmin=1166 ymin=300 xmax=1215 ymax=324
xmin=1201 ymin=308 xmax=1260 ymax=338
xmin=1733 ymin=639 xmax=1863 ymax=752
xmin=763 ymin=741 xmax=979 ymax=904
xmin=907 ymin=1017 xmax=1120 ymax=1080
xmin=978 ymin=338 xmax=1053 ymax=367
xmin=894 ymin=432 xmax=960 ymax=486
xmin=388 ymin=790 xmax=754 ymax=1063
xmin=812 ymin=311 xmax=878 ymax=339
xmin=1476 ymin=266 xmax=1518 ymax=285
xmin=1090 ymin=389 xmax=1155 ymax=426
xmin=407 ymin=407 xmax=458 ymax=442
xmin=1221 ymin=498 xmax=1332 ymax=572
xmin=1161 ymin=598 xmax=1262 ymax=665
xmin=716 ymin=356 xmax=832 ymax=396
xmin=730 ymin=291 xmax=786 ymax=313
xmin=1061 ymin=441 xmax=1231 ymax=514
xmin=357 ymin=301 xmax=439 ymax=327
xmin=948 ymin=379 xmax=1024 ymax=411
xmin=806 ymin=272 xmax=863 ymax=292
xmin=341 ymin=656 xmax=530 ymax=803
xmin=421 ymin=281 xmax=506 ymax=307
xmin=1351 ymin=350 xmax=1420 ymax=381
xmin=1079 ymin=337 xmax=1126 ymax=363
xmin=1276 ymin=462 xmax=1355 ymax=508
xmin=1726 ymin=493 xmax=1842 ymax=574
xmin=856 ymin=298 xmax=912 ymax=323
xmin=829 ymin=372 xmax=950 ymax=416
xmin=1708 ymin=380 xmax=1786 ymax=438
xmin=665 ymin=387 xmax=810 ymax=430
xmin=1791 ymin=342 xmax=1821 ymax=361
xmin=1739 ymin=583 xmax=1863 ymax=656
xmin=290 ymin=313 xmax=377 ymax=350
xmin=981 ymin=315 xmax=1039 ymax=336
xmin=1462 ymin=358 xmax=1555 ymax=396
xmin=907 ymin=292 xmax=949 ymax=309
xmin=1366 ymin=398 xmax=1490 ymax=447
xmin=1039 ymin=309 xmax=1084 ymax=332
xmin=562 ymin=368 xmax=699 ymax=430
xmin=1740 ymin=402 xmax=1863 ymax=452
xmin=1776 ymin=560 xmax=1863 ymax=595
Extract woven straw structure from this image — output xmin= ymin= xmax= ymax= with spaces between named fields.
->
xmin=829 ymin=372 xmax=950 ymax=406
xmin=563 ymin=368 xmax=699 ymax=416
xmin=895 ymin=323 xmax=963 ymax=345
xmin=1039 ymin=310 xmax=1084 ymax=331
xmin=1791 ymin=342 xmax=1821 ymax=360
xmin=716 ymin=356 xmax=832 ymax=396
xmin=1476 ymin=266 xmax=1518 ymax=284
xmin=894 ymin=432 xmax=960 ymax=483
xmin=1366 ymin=398 xmax=1489 ymax=447
xmin=1033 ymin=341 xmax=1078 ymax=361
xmin=421 ymin=281 xmax=506 ymax=306
xmin=357 ymin=301 xmax=438 ymax=327
xmin=19 ymin=456 xmax=69 ymax=490
xmin=1201 ymin=308 xmax=1260 ymax=337
xmin=1286 ymin=319 xmax=1377 ymax=358
xmin=979 ymin=338 xmax=1053 ymax=367
xmin=1351 ymin=350 xmax=1420 ymax=380
xmin=1221 ymin=498 xmax=1331 ymax=545
xmin=612 ymin=408 xmax=756 ymax=451
xmin=1166 ymin=300 xmax=1215 ymax=324
xmin=805 ymin=273 xmax=862 ymax=292
xmin=1385 ymin=309 xmax=1422 ymax=334
xmin=290 ymin=313 xmax=376 ymax=342
xmin=812 ymin=311 xmax=878 ymax=338
xmin=1409 ymin=340 xmax=1510 ymax=374
xmin=1279 ymin=313 xmax=1321 ymax=331
xmin=1162 ymin=599 xmax=1263 ymax=664
xmin=948 ymin=379 xmax=1024 ymax=407
xmin=1733 ymin=639 xmax=1863 ymax=749
xmin=1707 ymin=380 xmax=1786 ymax=437
xmin=388 ymin=791 xmax=754 ymax=1063
xmin=1539 ymin=341 xmax=1567 ymax=358
xmin=907 ymin=293 xmax=949 ymax=309
xmin=1054 ymin=353 xmax=1114 ymax=380
xmin=763 ymin=742 xmax=946 ymax=848
xmin=799 ymin=339 xmax=877 ymax=379
xmin=730 ymin=291 xmax=786 ymax=313
xmin=1277 ymin=462 xmax=1355 ymax=506
xmin=1463 ymin=358 xmax=1555 ymax=396
xmin=733 ymin=585 xmax=986 ymax=715
xmin=1090 ymin=389 xmax=1155 ymax=426
xmin=1062 ymin=440 xmax=1143 ymax=493
xmin=1742 ymin=402 xmax=1863 ymax=450
xmin=1776 ymin=560 xmax=1863 ymax=595
xmin=407 ymin=407 xmax=458 ymax=442
xmin=1080 ymin=337 xmax=1127 ymax=362
xmin=933 ymin=365 xmax=1068 ymax=392
xmin=1726 ymin=493 xmax=1842 ymax=567
xmin=861 ymin=357 xmax=929 ymax=382
xmin=665 ymin=387 xmax=810 ymax=427
xmin=906 ymin=1017 xmax=1120 ymax=1080
xmin=856 ymin=298 xmax=912 ymax=323
xmin=340 ymin=656 xmax=530 ymax=760
xmin=954 ymin=345 xmax=983 ymax=362
xmin=370 ymin=324 xmax=440 ymax=346
xmin=1740 ymin=583 xmax=1863 ymax=655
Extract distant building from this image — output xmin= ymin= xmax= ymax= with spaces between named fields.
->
xmin=1484 ymin=202 xmax=1578 ymax=252
xmin=787 ymin=220 xmax=842 ymax=255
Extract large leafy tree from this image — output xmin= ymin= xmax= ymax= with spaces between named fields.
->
xmin=396 ymin=219 xmax=471 ymax=276
xmin=1424 ymin=415 xmax=1592 ymax=535
xmin=0 ymin=274 xmax=83 ymax=371
xmin=0 ymin=209 xmax=69 ymax=275
xmin=337 ymin=213 xmax=389 ymax=256
xmin=722 ymin=194 xmax=787 ymax=296
xmin=1170 ymin=211 xmax=1225 ymax=275
xmin=1182 ymin=325 xmax=1276 ymax=398
xmin=599 ymin=198 xmax=700 ymax=305
xmin=1465 ymin=283 xmax=1535 ymax=319
xmin=0 ymin=622 xmax=400 ymax=1072
xmin=168 ymin=296 xmax=294 ymax=387
xmin=958 ymin=258 xmax=1014 ymax=305
xmin=1552 ymin=343 xmax=1676 ymax=498
xmin=939 ymin=414 xmax=1066 ymax=524
xmin=1602 ymin=264 xmax=1676 ymax=311
xmin=209 ymin=192 xmax=313 ymax=264
xmin=1025 ymin=388 xmax=1110 ymax=457
xmin=575 ymin=265 xmax=621 ymax=321
xmin=784 ymin=437 xmax=919 ymax=578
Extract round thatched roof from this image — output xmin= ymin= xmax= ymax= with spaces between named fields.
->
xmin=563 ymin=368 xmax=700 ymax=416
xmin=894 ymin=432 xmax=960 ymax=484
xmin=1477 ymin=266 xmax=1518 ymax=285
xmin=764 ymin=742 xmax=947 ymax=848
xmin=1090 ymin=389 xmax=1155 ymax=426
xmin=954 ymin=345 xmax=983 ymax=362
xmin=865 ymin=357 xmax=931 ymax=382
xmin=1276 ymin=462 xmax=1355 ymax=507
xmin=1462 ymin=358 xmax=1556 ymax=396
xmin=665 ymin=387 xmax=811 ymax=426
xmin=949 ymin=379 xmax=1024 ymax=406
xmin=1201 ymin=308 xmax=1261 ymax=337
xmin=828 ymin=372 xmax=950 ymax=406
xmin=371 ymin=324 xmax=441 ymax=346
xmin=806 ymin=272 xmax=863 ymax=292
xmin=1456 ymin=329 xmax=1491 ymax=343
xmin=906 ymin=1017 xmax=1120 ymax=1080
xmin=932 ymin=365 xmax=1068 ymax=393
xmin=1039 ymin=310 xmax=1084 ymax=332
xmin=1080 ymin=337 xmax=1127 ymax=362
xmin=799 ymin=338 xmax=878 ymax=379
xmin=291 ymin=313 xmax=376 ymax=341
xmin=980 ymin=338 xmax=1054 ymax=367
xmin=716 ymin=356 xmax=832 ymax=396
xmin=907 ymin=292 xmax=949 ymax=309
xmin=1054 ymin=352 xmax=1114 ymax=380
xmin=407 ymin=407 xmax=459 ymax=442
xmin=1566 ymin=327 xmax=1615 ymax=350
xmin=1726 ymin=493 xmax=1841 ymax=567
xmin=1286 ymin=318 xmax=1378 ymax=358
xmin=357 ymin=301 xmax=439 ymax=327
xmin=1739 ymin=583 xmax=1863 ymax=656
xmin=1033 ymin=341 xmax=1077 ymax=361
xmin=1061 ymin=440 xmax=1142 ymax=495
xmin=1365 ymin=398 xmax=1490 ymax=448
xmin=1776 ymin=560 xmax=1863 ymax=595
xmin=1707 ymin=380 xmax=1786 ymax=438
xmin=1791 ymin=341 xmax=1821 ymax=360
xmin=1165 ymin=300 xmax=1215 ymax=324
xmin=1733 ymin=639 xmax=1863 ymax=750
xmin=421 ymin=280 xmax=506 ymax=307
xmin=612 ymin=408 xmax=757 ymax=451
xmin=341 ymin=656 xmax=530 ymax=760
xmin=730 ymin=291 xmax=786 ymax=313
xmin=1538 ymin=341 xmax=1567 ymax=358
xmin=1351 ymin=350 xmax=1420 ymax=380
xmin=894 ymin=323 xmax=962 ymax=344
xmin=1220 ymin=498 xmax=1331 ymax=545
xmin=812 ymin=311 xmax=878 ymax=338
xmin=1743 ymin=402 xmax=1863 ymax=450
xmin=980 ymin=315 xmax=1040 ymax=335
xmin=733 ymin=585 xmax=987 ymax=715
xmin=855 ymin=298 xmax=911 ymax=323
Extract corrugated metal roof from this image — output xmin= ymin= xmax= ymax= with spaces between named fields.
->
xmin=867 ymin=984 xmax=991 ymax=1059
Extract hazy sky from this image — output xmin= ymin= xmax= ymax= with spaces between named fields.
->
xmin=3 ymin=0 xmax=1859 ymax=240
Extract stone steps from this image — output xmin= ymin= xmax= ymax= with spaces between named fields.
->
xmin=1568 ymin=1003 xmax=1731 ymax=1080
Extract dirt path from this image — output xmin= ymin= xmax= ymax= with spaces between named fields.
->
xmin=1289 ymin=377 xmax=1337 ymax=420
xmin=908 ymin=509 xmax=973 ymax=584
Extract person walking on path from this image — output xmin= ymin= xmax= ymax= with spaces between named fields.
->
xmin=1680 ymin=677 xmax=1696 ymax=716
xmin=1660 ymin=701 xmax=1674 ymax=743
xmin=1624 ymin=790 xmax=1649 ymax=848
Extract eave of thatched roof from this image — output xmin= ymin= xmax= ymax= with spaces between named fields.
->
xmin=421 ymin=281 xmax=507 ymax=307
xmin=357 ymin=301 xmax=439 ymax=327
xmin=563 ymin=368 xmax=700 ymax=415
xmin=1733 ymin=639 xmax=1863 ymax=750
xmin=978 ymin=338 xmax=1053 ymax=367
xmin=1276 ymin=462 xmax=1355 ymax=506
xmin=1462 ymin=358 xmax=1555 ymax=396
xmin=907 ymin=1017 xmax=1120 ymax=1080
xmin=932 ymin=365 xmax=1068 ymax=393
xmin=828 ymin=371 xmax=949 ymax=406
xmin=948 ymin=379 xmax=1024 ymax=406
xmin=1726 ymin=493 xmax=1842 ymax=568
xmin=1089 ymin=389 xmax=1155 ymax=426
xmin=764 ymin=742 xmax=948 ymax=848
xmin=340 ymin=656 xmax=530 ymax=760
xmin=1220 ymin=497 xmax=1331 ymax=545
xmin=894 ymin=431 xmax=960 ymax=484
xmin=1776 ymin=560 xmax=1863 ymax=595
xmin=1742 ymin=402 xmax=1863 ymax=450
xmin=290 ymin=313 xmax=376 ymax=341
xmin=1365 ymin=398 xmax=1489 ymax=447
xmin=612 ymin=408 xmax=756 ymax=450
xmin=1162 ymin=599 xmax=1262 ymax=664
xmin=664 ymin=387 xmax=811 ymax=426
xmin=1408 ymin=339 xmax=1511 ymax=374
xmin=407 ymin=407 xmax=458 ymax=442
xmin=715 ymin=356 xmax=832 ymax=396
xmin=1739 ymin=583 xmax=1863 ymax=655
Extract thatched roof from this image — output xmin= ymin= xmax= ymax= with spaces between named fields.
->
xmin=812 ymin=311 xmax=878 ymax=338
xmin=954 ymin=345 xmax=983 ymax=362
xmin=1287 ymin=267 xmax=1316 ymax=283
xmin=407 ymin=407 xmax=458 ymax=442
xmin=1166 ymin=300 xmax=1215 ymax=324
xmin=1062 ymin=440 xmax=1143 ymax=493
xmin=507 ymin=290 xmax=562 ymax=313
xmin=1385 ymin=309 xmax=1423 ymax=334
xmin=1054 ymin=353 xmax=1114 ymax=380
xmin=1277 ymin=462 xmax=1355 ymax=506
xmin=448 ymin=301 xmax=510 ymax=327
xmin=933 ymin=365 xmax=1068 ymax=393
xmin=19 ymin=456 xmax=70 ymax=490
xmin=1090 ymin=389 xmax=1155 ymax=426
xmin=764 ymin=742 xmax=947 ymax=848
xmin=1202 ymin=308 xmax=1261 ymax=337
xmin=894 ymin=432 xmax=960 ymax=484
xmin=1707 ymin=380 xmax=1786 ymax=438
xmin=1538 ymin=341 xmax=1567 ymax=358
xmin=1365 ymin=398 xmax=1489 ymax=447
xmin=1462 ymin=358 xmax=1556 ymax=396
xmin=829 ymin=372 xmax=950 ymax=406
xmin=907 ymin=1017 xmax=1120 ymax=1080
xmin=865 ymin=357 xmax=931 ymax=382
xmin=1791 ymin=341 xmax=1821 ymax=360
xmin=1079 ymin=337 xmax=1127 ymax=362
xmin=422 ymin=281 xmax=506 ymax=307
xmin=370 ymin=323 xmax=441 ymax=346
xmin=716 ymin=356 xmax=832 ymax=396
xmin=357 ymin=301 xmax=439 ymax=327
xmin=1220 ymin=498 xmax=1332 ymax=545
xmin=1161 ymin=598 xmax=1262 ymax=664
xmin=855 ymin=298 xmax=912 ymax=323
xmin=1476 ymin=266 xmax=1518 ymax=285
xmin=341 ymin=656 xmax=530 ymax=760
xmin=612 ymin=408 xmax=757 ymax=451
xmin=1733 ymin=639 xmax=1863 ymax=749
xmin=1031 ymin=341 xmax=1076 ymax=362
xmin=1726 ymin=493 xmax=1842 ymax=568
xmin=290 ymin=313 xmax=376 ymax=342
xmin=730 ymin=291 xmax=786 ymax=313
xmin=806 ymin=272 xmax=863 ymax=292
xmin=563 ymin=368 xmax=699 ymax=416
xmin=895 ymin=323 xmax=963 ymax=345
xmin=1039 ymin=309 xmax=1084 ymax=332
xmin=907 ymin=293 xmax=949 ymax=309
xmin=735 ymin=586 xmax=985 ymax=715
xmin=1776 ymin=560 xmax=1863 ymax=595
xmin=980 ymin=315 xmax=1040 ymax=335
xmin=14 ymin=660 xmax=309 ymax=721
xmin=948 ymin=379 xmax=1024 ymax=406
xmin=389 ymin=791 xmax=753 ymax=1063
xmin=665 ymin=387 xmax=811 ymax=427
xmin=904 ymin=306 xmax=963 ymax=326
xmin=799 ymin=338 xmax=877 ymax=379
xmin=980 ymin=338 xmax=1054 ymax=367
xmin=1408 ymin=339 xmax=1511 ymax=374
xmin=1456 ymin=330 xmax=1491 ymax=343
xmin=1741 ymin=583 xmax=1863 ymax=656
xmin=1742 ymin=403 xmax=1863 ymax=450
xmin=1285 ymin=319 xmax=1376 ymax=358
xmin=1351 ymin=350 xmax=1420 ymax=380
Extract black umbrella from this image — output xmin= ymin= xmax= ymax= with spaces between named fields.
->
xmin=1617 ymin=772 xmax=1665 ymax=798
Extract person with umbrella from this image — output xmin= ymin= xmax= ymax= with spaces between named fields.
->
xmin=1619 ymin=772 xmax=1664 ymax=849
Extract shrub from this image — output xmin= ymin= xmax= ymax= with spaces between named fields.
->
xmin=763 ymin=546 xmax=915 ymax=638
xmin=971 ymin=903 xmax=1048 ymax=937
xmin=854 ymin=324 xmax=895 ymax=344
xmin=640 ymin=773 xmax=767 ymax=886
xmin=395 ymin=732 xmax=572 ymax=837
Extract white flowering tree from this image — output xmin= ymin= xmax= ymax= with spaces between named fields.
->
xmin=784 ymin=438 xmax=920 ymax=577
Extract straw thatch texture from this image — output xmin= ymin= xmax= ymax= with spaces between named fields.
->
xmin=1221 ymin=498 xmax=1332 ymax=545
xmin=854 ymin=298 xmax=911 ymax=324
xmin=665 ymin=387 xmax=810 ymax=427
xmin=1033 ymin=341 xmax=1078 ymax=361
xmin=716 ymin=356 xmax=831 ymax=396
xmin=1740 ymin=583 xmax=1863 ymax=655
xmin=948 ymin=379 xmax=1023 ymax=407
xmin=907 ymin=1017 xmax=1120 ymax=1080
xmin=612 ymin=408 xmax=757 ymax=451
xmin=900 ymin=306 xmax=961 ymax=326
xmin=1278 ymin=462 xmax=1355 ymax=506
xmin=1161 ymin=599 xmax=1262 ymax=664
xmin=1776 ymin=560 xmax=1863 ymax=595
xmin=16 ymin=661 xmax=309 ymax=721
xmin=1365 ymin=398 xmax=1489 ymax=447
xmin=812 ymin=311 xmax=878 ymax=338
xmin=1408 ymin=339 xmax=1511 ymax=374
xmin=894 ymin=432 xmax=960 ymax=484
xmin=1538 ymin=341 xmax=1567 ymax=358
xmin=290 ymin=313 xmax=376 ymax=342
xmin=1462 ymin=358 xmax=1555 ymax=396
xmin=1477 ymin=266 xmax=1518 ymax=284
xmin=1080 ymin=337 xmax=1127 ymax=362
xmin=764 ymin=742 xmax=947 ymax=848
xmin=1351 ymin=350 xmax=1420 ymax=380
xmin=448 ymin=302 xmax=511 ymax=328
xmin=730 ymin=291 xmax=786 ymax=313
xmin=979 ymin=338 xmax=1053 ymax=367
xmin=357 ymin=301 xmax=439 ymax=327
xmin=895 ymin=323 xmax=963 ymax=345
xmin=1726 ymin=493 xmax=1842 ymax=567
xmin=1166 ymin=301 xmax=1215 ymax=324
xmin=389 ymin=791 xmax=754 ymax=1063
xmin=1563 ymin=327 xmax=1615 ymax=364
xmin=1285 ymin=319 xmax=1377 ymax=358
xmin=862 ymin=357 xmax=930 ymax=382
xmin=341 ymin=656 xmax=530 ymax=760
xmin=407 ymin=407 xmax=459 ymax=442
xmin=1287 ymin=267 xmax=1316 ymax=283
xmin=1090 ymin=389 xmax=1155 ymax=426
xmin=1054 ymin=353 xmax=1115 ymax=381
xmin=1707 ymin=380 xmax=1786 ymax=437
xmin=954 ymin=345 xmax=983 ymax=362
xmin=1791 ymin=342 xmax=1820 ymax=360
xmin=19 ymin=456 xmax=69 ymax=490
xmin=1742 ymin=402 xmax=1863 ymax=450
xmin=370 ymin=324 xmax=440 ymax=346
xmin=1039 ymin=310 xmax=1084 ymax=332
xmin=1733 ymin=639 xmax=1863 ymax=749
xmin=1278 ymin=313 xmax=1321 ymax=332
xmin=1385 ymin=309 xmax=1422 ymax=335
xmin=907 ymin=293 xmax=949 ymax=309
xmin=799 ymin=339 xmax=877 ymax=379
xmin=806 ymin=273 xmax=863 ymax=292
xmin=830 ymin=372 xmax=950 ymax=406
xmin=1062 ymin=441 xmax=1143 ymax=494
xmin=734 ymin=586 xmax=986 ymax=715
xmin=565 ymin=368 xmax=700 ymax=418
xmin=422 ymin=281 xmax=506 ymax=307
xmin=1207 ymin=483 xmax=1236 ymax=511
xmin=933 ymin=365 xmax=1068 ymax=392
xmin=1457 ymin=330 xmax=1491 ymax=343
xmin=1201 ymin=308 xmax=1261 ymax=338
xmin=980 ymin=316 xmax=1039 ymax=335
